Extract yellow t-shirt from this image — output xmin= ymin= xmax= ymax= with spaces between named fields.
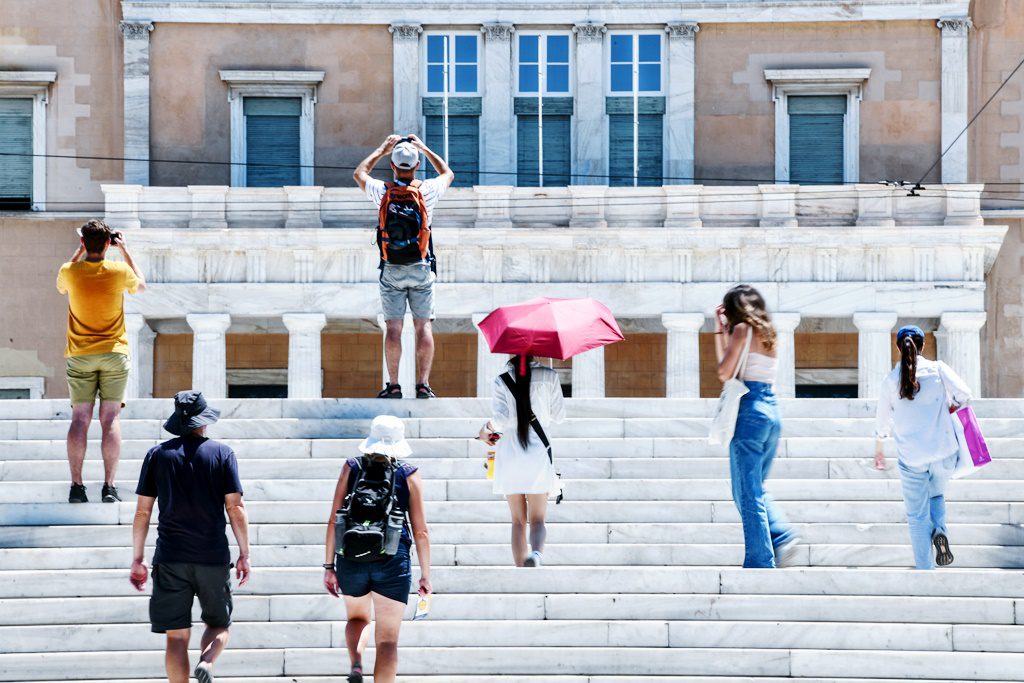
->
xmin=56 ymin=260 xmax=140 ymax=358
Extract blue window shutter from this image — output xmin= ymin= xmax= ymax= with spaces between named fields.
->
xmin=244 ymin=97 xmax=301 ymax=187
xmin=788 ymin=95 xmax=846 ymax=184
xmin=517 ymin=115 xmax=540 ymax=186
xmin=608 ymin=114 xmax=634 ymax=187
xmin=425 ymin=114 xmax=479 ymax=187
xmin=607 ymin=97 xmax=664 ymax=186
xmin=637 ymin=114 xmax=663 ymax=186
xmin=0 ymin=99 xmax=33 ymax=205
xmin=515 ymin=98 xmax=572 ymax=187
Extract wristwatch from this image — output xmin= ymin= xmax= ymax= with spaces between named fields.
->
xmin=322 ymin=563 xmax=335 ymax=571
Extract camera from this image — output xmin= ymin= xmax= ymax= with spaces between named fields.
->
xmin=398 ymin=137 xmax=414 ymax=144
xmin=109 ymin=231 xmax=124 ymax=246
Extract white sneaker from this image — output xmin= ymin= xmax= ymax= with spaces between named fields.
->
xmin=775 ymin=538 xmax=802 ymax=568
xmin=523 ymin=550 xmax=543 ymax=567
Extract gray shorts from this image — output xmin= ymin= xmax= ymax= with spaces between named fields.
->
xmin=379 ymin=263 xmax=436 ymax=321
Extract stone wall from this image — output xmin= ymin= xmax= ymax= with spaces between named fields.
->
xmin=322 ymin=332 xmax=382 ymax=398
xmin=985 ymin=218 xmax=1024 ymax=396
xmin=606 ymin=334 xmax=667 ymax=398
xmin=430 ymin=333 xmax=475 ymax=399
xmin=153 ymin=333 xmax=193 ymax=398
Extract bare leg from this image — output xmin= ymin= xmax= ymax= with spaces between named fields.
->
xmin=506 ymin=495 xmax=529 ymax=566
xmin=66 ymin=403 xmax=93 ymax=485
xmin=526 ymin=493 xmax=549 ymax=554
xmin=384 ymin=319 xmax=403 ymax=386
xmin=97 ymin=400 xmax=122 ymax=485
xmin=369 ymin=592 xmax=407 ymax=683
xmin=164 ymin=628 xmax=191 ymax=683
xmin=195 ymin=625 xmax=229 ymax=677
xmin=413 ymin=319 xmax=435 ymax=385
xmin=343 ymin=595 xmax=373 ymax=673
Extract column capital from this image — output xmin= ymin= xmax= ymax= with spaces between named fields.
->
xmin=939 ymin=311 xmax=987 ymax=333
xmin=124 ymin=312 xmax=148 ymax=334
xmin=119 ymin=20 xmax=154 ymax=40
xmin=937 ymin=16 xmax=972 ymax=35
xmin=282 ymin=313 xmax=327 ymax=333
xmin=389 ymin=23 xmax=422 ymax=40
xmin=662 ymin=312 xmax=705 ymax=333
xmin=773 ymin=312 xmax=801 ymax=333
xmin=665 ymin=22 xmax=700 ymax=39
xmin=481 ymin=23 xmax=515 ymax=41
xmin=573 ymin=23 xmax=607 ymax=42
xmin=186 ymin=313 xmax=231 ymax=335
xmin=853 ymin=312 xmax=898 ymax=333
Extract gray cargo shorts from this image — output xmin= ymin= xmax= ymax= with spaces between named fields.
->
xmin=379 ymin=262 xmax=436 ymax=321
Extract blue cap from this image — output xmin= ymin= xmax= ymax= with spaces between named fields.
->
xmin=896 ymin=325 xmax=925 ymax=342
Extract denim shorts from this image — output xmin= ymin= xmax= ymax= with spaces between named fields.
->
xmin=379 ymin=263 xmax=435 ymax=321
xmin=334 ymin=542 xmax=412 ymax=604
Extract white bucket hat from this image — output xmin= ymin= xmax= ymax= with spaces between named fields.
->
xmin=359 ymin=414 xmax=413 ymax=458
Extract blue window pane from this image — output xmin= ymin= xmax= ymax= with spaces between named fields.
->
xmin=519 ymin=35 xmax=539 ymax=63
xmin=547 ymin=64 xmax=569 ymax=92
xmin=455 ymin=64 xmax=477 ymax=92
xmin=455 ymin=35 xmax=477 ymax=63
xmin=427 ymin=35 xmax=446 ymax=63
xmin=427 ymin=65 xmax=445 ymax=93
xmin=638 ymin=34 xmax=660 ymax=62
xmin=547 ymin=35 xmax=569 ymax=63
xmin=519 ymin=64 xmax=539 ymax=92
xmin=638 ymin=63 xmax=660 ymax=92
xmin=610 ymin=34 xmax=632 ymax=62
xmin=610 ymin=64 xmax=632 ymax=92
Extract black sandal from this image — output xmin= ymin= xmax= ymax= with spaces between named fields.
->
xmin=348 ymin=663 xmax=364 ymax=683
xmin=933 ymin=532 xmax=954 ymax=566
xmin=416 ymin=383 xmax=437 ymax=399
xmin=377 ymin=383 xmax=402 ymax=399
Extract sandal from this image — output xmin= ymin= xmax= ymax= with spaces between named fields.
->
xmin=416 ymin=383 xmax=437 ymax=399
xmin=377 ymin=383 xmax=402 ymax=399
xmin=933 ymin=533 xmax=954 ymax=566
xmin=347 ymin=664 xmax=364 ymax=683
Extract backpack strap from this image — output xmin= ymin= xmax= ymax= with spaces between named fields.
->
xmin=499 ymin=372 xmax=553 ymax=465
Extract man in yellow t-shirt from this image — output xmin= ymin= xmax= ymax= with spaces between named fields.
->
xmin=56 ymin=219 xmax=146 ymax=504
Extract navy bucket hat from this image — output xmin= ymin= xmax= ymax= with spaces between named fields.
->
xmin=163 ymin=390 xmax=221 ymax=436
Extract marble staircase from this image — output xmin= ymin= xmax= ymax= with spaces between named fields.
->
xmin=1 ymin=398 xmax=1023 ymax=681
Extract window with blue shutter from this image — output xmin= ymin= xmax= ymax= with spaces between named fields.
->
xmin=243 ymin=97 xmax=301 ymax=187
xmin=515 ymin=98 xmax=572 ymax=187
xmin=788 ymin=95 xmax=846 ymax=184
xmin=0 ymin=99 xmax=33 ymax=209
xmin=423 ymin=97 xmax=480 ymax=187
xmin=607 ymin=97 xmax=664 ymax=187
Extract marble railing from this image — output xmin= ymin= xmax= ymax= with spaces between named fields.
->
xmin=102 ymin=183 xmax=987 ymax=231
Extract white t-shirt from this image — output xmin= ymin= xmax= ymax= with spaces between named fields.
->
xmin=365 ymin=177 xmax=447 ymax=227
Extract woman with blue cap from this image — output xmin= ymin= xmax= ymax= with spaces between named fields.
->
xmin=874 ymin=325 xmax=973 ymax=569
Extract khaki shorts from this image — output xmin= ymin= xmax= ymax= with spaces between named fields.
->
xmin=379 ymin=262 xmax=436 ymax=321
xmin=66 ymin=352 xmax=130 ymax=405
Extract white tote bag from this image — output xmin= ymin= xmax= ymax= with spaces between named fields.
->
xmin=708 ymin=329 xmax=753 ymax=446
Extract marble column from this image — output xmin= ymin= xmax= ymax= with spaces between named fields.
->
xmin=390 ymin=23 xmax=422 ymax=135
xmin=573 ymin=23 xmax=607 ymax=185
xmin=572 ymin=346 xmax=605 ymax=398
xmin=938 ymin=17 xmax=971 ymax=184
xmin=377 ymin=313 xmax=416 ymax=391
xmin=119 ymin=20 xmax=154 ymax=186
xmin=186 ymin=313 xmax=231 ymax=399
xmin=937 ymin=311 xmax=987 ymax=397
xmin=473 ymin=313 xmax=509 ymax=398
xmin=662 ymin=313 xmax=704 ymax=398
xmin=665 ymin=22 xmax=698 ymax=184
xmin=282 ymin=313 xmax=327 ymax=399
xmin=773 ymin=312 xmax=801 ymax=399
xmin=124 ymin=314 xmax=155 ymax=399
xmin=481 ymin=23 xmax=515 ymax=185
xmin=853 ymin=312 xmax=897 ymax=399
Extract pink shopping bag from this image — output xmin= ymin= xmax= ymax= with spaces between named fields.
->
xmin=951 ymin=405 xmax=992 ymax=479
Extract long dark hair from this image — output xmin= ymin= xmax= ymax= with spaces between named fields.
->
xmin=722 ymin=284 xmax=777 ymax=351
xmin=899 ymin=334 xmax=925 ymax=400
xmin=509 ymin=355 xmax=533 ymax=449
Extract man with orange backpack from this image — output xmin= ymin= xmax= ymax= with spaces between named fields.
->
xmin=354 ymin=134 xmax=455 ymax=399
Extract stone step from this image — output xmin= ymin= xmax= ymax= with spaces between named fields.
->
xmin=10 ymin=678 xmax=1022 ymax=683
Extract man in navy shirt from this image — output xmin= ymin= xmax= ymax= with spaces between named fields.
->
xmin=130 ymin=390 xmax=250 ymax=683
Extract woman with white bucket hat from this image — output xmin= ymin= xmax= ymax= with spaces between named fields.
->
xmin=324 ymin=415 xmax=431 ymax=683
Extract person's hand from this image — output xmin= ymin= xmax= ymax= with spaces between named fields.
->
xmin=418 ymin=576 xmax=432 ymax=597
xmin=874 ymin=448 xmax=887 ymax=471
xmin=111 ymin=231 xmax=127 ymax=250
xmin=381 ymin=134 xmax=402 ymax=153
xmin=324 ymin=568 xmax=341 ymax=598
xmin=714 ymin=305 xmax=727 ymax=333
xmin=235 ymin=554 xmax=251 ymax=587
xmin=72 ymin=244 xmax=86 ymax=261
xmin=129 ymin=559 xmax=149 ymax=591
xmin=404 ymin=133 xmax=425 ymax=150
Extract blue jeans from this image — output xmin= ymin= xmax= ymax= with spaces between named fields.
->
xmin=729 ymin=382 xmax=795 ymax=568
xmin=897 ymin=454 xmax=956 ymax=570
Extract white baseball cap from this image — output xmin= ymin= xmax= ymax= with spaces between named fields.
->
xmin=391 ymin=142 xmax=420 ymax=170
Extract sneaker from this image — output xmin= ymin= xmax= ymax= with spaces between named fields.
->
xmin=416 ymin=383 xmax=437 ymax=399
xmin=933 ymin=532 xmax=954 ymax=566
xmin=774 ymin=538 xmax=802 ymax=568
xmin=68 ymin=484 xmax=88 ymax=504
xmin=347 ymin=664 xmax=364 ymax=683
xmin=523 ymin=550 xmax=543 ymax=567
xmin=101 ymin=483 xmax=121 ymax=503
xmin=193 ymin=663 xmax=214 ymax=683
xmin=377 ymin=383 xmax=402 ymax=399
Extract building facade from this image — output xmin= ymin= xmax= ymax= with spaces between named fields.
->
xmin=2 ymin=0 xmax=1023 ymax=400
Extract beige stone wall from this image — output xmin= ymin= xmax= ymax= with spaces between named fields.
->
xmin=148 ymin=23 xmax=394 ymax=188
xmin=153 ymin=333 xmax=193 ymax=398
xmin=695 ymin=21 xmax=942 ymax=184
xmin=0 ymin=0 xmax=123 ymax=207
xmin=323 ymin=332 xmax=382 ymax=398
xmin=984 ymin=218 xmax=1023 ymax=396
xmin=606 ymin=334 xmax=666 ymax=398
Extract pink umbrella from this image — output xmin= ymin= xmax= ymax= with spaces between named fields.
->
xmin=477 ymin=297 xmax=624 ymax=373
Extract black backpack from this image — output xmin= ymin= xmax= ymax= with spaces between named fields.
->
xmin=335 ymin=456 xmax=407 ymax=563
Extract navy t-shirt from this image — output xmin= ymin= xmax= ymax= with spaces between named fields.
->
xmin=136 ymin=435 xmax=243 ymax=565
xmin=346 ymin=457 xmax=417 ymax=544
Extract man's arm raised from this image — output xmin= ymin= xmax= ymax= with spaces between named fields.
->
xmin=353 ymin=134 xmax=403 ymax=192
xmin=406 ymin=133 xmax=455 ymax=189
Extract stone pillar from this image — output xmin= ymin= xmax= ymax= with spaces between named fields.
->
xmin=473 ymin=313 xmax=509 ymax=398
xmin=571 ymin=346 xmax=605 ymax=398
xmin=662 ymin=313 xmax=704 ymax=398
xmin=377 ymin=313 xmax=416 ymax=391
xmin=937 ymin=311 xmax=987 ymax=397
xmin=853 ymin=312 xmax=898 ymax=399
xmin=773 ymin=313 xmax=801 ymax=399
xmin=390 ymin=23 xmax=423 ymax=135
xmin=573 ymin=23 xmax=607 ymax=185
xmin=125 ymin=314 xmax=155 ymax=399
xmin=664 ymin=22 xmax=698 ymax=184
xmin=186 ymin=314 xmax=231 ymax=399
xmin=481 ymin=23 xmax=515 ymax=185
xmin=937 ymin=17 xmax=971 ymax=184
xmin=282 ymin=313 xmax=327 ymax=399
xmin=119 ymin=20 xmax=154 ymax=185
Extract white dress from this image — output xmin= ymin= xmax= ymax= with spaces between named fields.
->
xmin=490 ymin=361 xmax=566 ymax=496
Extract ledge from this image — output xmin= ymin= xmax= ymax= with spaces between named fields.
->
xmin=219 ymin=70 xmax=325 ymax=85
xmin=764 ymin=68 xmax=872 ymax=85
xmin=0 ymin=71 xmax=57 ymax=84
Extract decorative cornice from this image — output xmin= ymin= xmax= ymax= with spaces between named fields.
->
xmin=665 ymin=22 xmax=700 ymax=39
xmin=481 ymin=23 xmax=515 ymax=41
xmin=389 ymin=23 xmax=423 ymax=40
xmin=937 ymin=16 xmax=972 ymax=35
xmin=572 ymin=23 xmax=606 ymax=42
xmin=119 ymin=20 xmax=154 ymax=40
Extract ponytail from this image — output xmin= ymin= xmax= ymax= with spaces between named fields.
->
xmin=899 ymin=336 xmax=921 ymax=400
xmin=511 ymin=355 xmax=534 ymax=449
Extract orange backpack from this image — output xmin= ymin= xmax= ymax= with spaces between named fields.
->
xmin=377 ymin=180 xmax=431 ymax=266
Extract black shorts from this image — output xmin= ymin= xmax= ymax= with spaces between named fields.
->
xmin=150 ymin=563 xmax=233 ymax=633
xmin=334 ymin=542 xmax=412 ymax=604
